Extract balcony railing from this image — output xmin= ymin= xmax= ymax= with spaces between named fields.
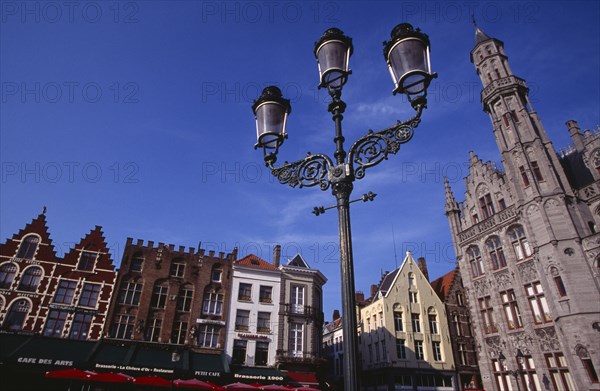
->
xmin=458 ymin=205 xmax=517 ymax=244
xmin=276 ymin=350 xmax=325 ymax=365
xmin=481 ymin=75 xmax=528 ymax=103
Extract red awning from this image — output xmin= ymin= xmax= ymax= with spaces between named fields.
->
xmin=132 ymin=375 xmax=172 ymax=388
xmin=260 ymin=385 xmax=295 ymax=390
xmin=223 ymin=382 xmax=259 ymax=390
xmin=285 ymin=372 xmax=318 ymax=386
xmin=173 ymin=378 xmax=215 ymax=389
xmin=293 ymin=388 xmax=320 ymax=391
xmin=45 ymin=368 xmax=96 ymax=380
xmin=88 ymin=372 xmax=133 ymax=383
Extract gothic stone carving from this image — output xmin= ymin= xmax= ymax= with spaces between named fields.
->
xmin=473 ymin=278 xmax=490 ymax=296
xmin=485 ymin=336 xmax=503 ymax=356
xmin=518 ymin=260 xmax=538 ymax=282
xmin=495 ymin=270 xmax=512 ymax=290
xmin=535 ymin=326 xmax=560 ymax=352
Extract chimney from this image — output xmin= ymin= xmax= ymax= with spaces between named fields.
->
xmin=418 ymin=257 xmax=429 ymax=281
xmin=370 ymin=284 xmax=378 ymax=298
xmin=273 ymin=244 xmax=281 ymax=268
xmin=355 ymin=291 xmax=365 ymax=304
xmin=566 ymin=120 xmax=585 ymax=152
xmin=332 ymin=309 xmax=340 ymax=321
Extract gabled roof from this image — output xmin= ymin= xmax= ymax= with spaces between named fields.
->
xmin=235 ymin=254 xmax=277 ymax=270
xmin=63 ymin=225 xmax=115 ymax=270
xmin=377 ymin=269 xmax=400 ymax=296
xmin=430 ymin=269 xmax=457 ymax=302
xmin=374 ymin=252 xmax=436 ymax=300
xmin=287 ymin=253 xmax=310 ymax=268
xmin=1 ymin=212 xmax=57 ymax=260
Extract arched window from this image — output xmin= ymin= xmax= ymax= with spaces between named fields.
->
xmin=131 ymin=252 xmax=144 ymax=272
xmin=467 ymin=246 xmax=484 ymax=278
xmin=508 ymin=225 xmax=532 ymax=261
xmin=2 ymin=299 xmax=30 ymax=331
xmin=576 ymin=345 xmax=599 ymax=383
xmin=17 ymin=235 xmax=39 ymax=260
xmin=0 ymin=263 xmax=17 ymax=289
xmin=428 ymin=308 xmax=438 ymax=334
xmin=17 ymin=267 xmax=42 ymax=292
xmin=486 ymin=236 xmax=507 ymax=270
xmin=408 ymin=273 xmax=415 ymax=286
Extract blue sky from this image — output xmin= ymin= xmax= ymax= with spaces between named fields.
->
xmin=1 ymin=1 xmax=599 ymax=320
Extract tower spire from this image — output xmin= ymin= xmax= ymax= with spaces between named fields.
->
xmin=444 ymin=177 xmax=458 ymax=213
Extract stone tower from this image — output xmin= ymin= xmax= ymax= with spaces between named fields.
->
xmin=445 ymin=26 xmax=600 ymax=391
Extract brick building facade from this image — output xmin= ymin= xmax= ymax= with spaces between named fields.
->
xmin=431 ymin=268 xmax=482 ymax=390
xmin=104 ymin=237 xmax=236 ymax=353
xmin=0 ymin=212 xmax=116 ymax=340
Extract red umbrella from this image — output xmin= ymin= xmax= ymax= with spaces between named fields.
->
xmin=88 ymin=372 xmax=133 ymax=383
xmin=261 ymin=385 xmax=293 ymax=390
xmin=45 ymin=368 xmax=97 ymax=380
xmin=223 ymin=382 xmax=259 ymax=390
xmin=132 ymin=375 xmax=172 ymax=388
xmin=204 ymin=380 xmax=225 ymax=390
xmin=173 ymin=378 xmax=215 ymax=389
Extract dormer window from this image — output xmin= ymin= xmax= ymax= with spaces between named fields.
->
xmin=78 ymin=251 xmax=96 ymax=271
xmin=17 ymin=235 xmax=39 ymax=260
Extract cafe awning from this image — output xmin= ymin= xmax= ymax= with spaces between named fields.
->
xmin=284 ymin=371 xmax=318 ymax=386
xmin=232 ymin=367 xmax=286 ymax=384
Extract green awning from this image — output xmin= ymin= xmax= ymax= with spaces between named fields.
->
xmin=0 ymin=334 xmax=95 ymax=367
xmin=190 ymin=352 xmax=228 ymax=379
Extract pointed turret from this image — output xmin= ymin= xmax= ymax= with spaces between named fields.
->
xmin=444 ymin=177 xmax=459 ymax=214
xmin=474 ymin=26 xmax=492 ymax=45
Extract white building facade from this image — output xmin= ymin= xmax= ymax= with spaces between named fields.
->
xmin=224 ymin=254 xmax=281 ymax=367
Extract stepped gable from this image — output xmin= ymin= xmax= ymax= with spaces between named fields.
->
xmin=0 ymin=212 xmax=57 ymax=260
xmin=236 ymin=253 xmax=277 ymax=270
xmin=63 ymin=225 xmax=115 ymax=270
xmin=430 ymin=269 xmax=457 ymax=301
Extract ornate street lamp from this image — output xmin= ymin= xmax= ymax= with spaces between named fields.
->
xmin=498 ymin=350 xmax=524 ymax=391
xmin=252 ymin=24 xmax=436 ymax=391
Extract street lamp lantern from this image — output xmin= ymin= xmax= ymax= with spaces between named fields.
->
xmin=516 ymin=349 xmax=525 ymax=366
xmin=252 ymin=24 xmax=434 ymax=391
xmin=314 ymin=28 xmax=353 ymax=89
xmin=498 ymin=351 xmax=507 ymax=365
xmin=252 ymin=86 xmax=291 ymax=162
xmin=384 ymin=23 xmax=436 ymax=99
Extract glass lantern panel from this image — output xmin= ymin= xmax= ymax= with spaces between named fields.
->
xmin=256 ymin=102 xmax=287 ymax=148
xmin=317 ymin=40 xmax=349 ymax=88
xmin=389 ymin=38 xmax=429 ymax=94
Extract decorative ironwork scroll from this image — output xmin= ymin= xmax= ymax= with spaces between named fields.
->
xmin=269 ymin=153 xmax=334 ymax=191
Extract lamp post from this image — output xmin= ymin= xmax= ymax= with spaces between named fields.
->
xmin=498 ymin=350 xmax=524 ymax=391
xmin=252 ymin=24 xmax=436 ymax=391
